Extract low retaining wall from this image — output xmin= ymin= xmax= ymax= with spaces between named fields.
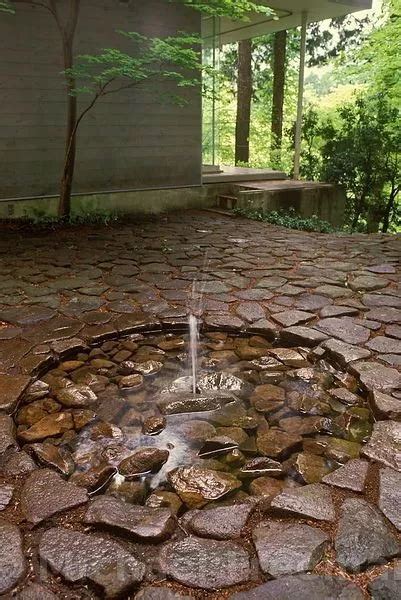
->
xmin=235 ymin=183 xmax=346 ymax=228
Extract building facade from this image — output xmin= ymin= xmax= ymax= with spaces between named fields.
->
xmin=0 ymin=0 xmax=202 ymax=200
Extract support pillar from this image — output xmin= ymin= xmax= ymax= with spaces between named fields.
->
xmin=293 ymin=11 xmax=308 ymax=180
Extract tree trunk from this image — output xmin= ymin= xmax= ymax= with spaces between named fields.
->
xmin=270 ymin=30 xmax=287 ymax=164
xmin=235 ymin=39 xmax=253 ymax=165
xmin=56 ymin=0 xmax=80 ymax=219
xmin=382 ymin=186 xmax=398 ymax=233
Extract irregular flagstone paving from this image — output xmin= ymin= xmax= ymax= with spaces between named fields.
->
xmin=0 ymin=211 xmax=401 ymax=598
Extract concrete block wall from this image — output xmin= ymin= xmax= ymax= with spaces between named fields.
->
xmin=0 ymin=0 xmax=202 ymax=200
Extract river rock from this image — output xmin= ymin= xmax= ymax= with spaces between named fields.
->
xmin=23 ymin=380 xmax=50 ymax=403
xmin=271 ymin=483 xmax=335 ymax=521
xmin=16 ymin=398 xmax=61 ymax=427
xmin=159 ymin=536 xmax=250 ymax=589
xmin=369 ymin=562 xmax=401 ymax=599
xmin=142 ymin=415 xmax=166 ymax=435
xmin=39 ymin=527 xmax=145 ymax=597
xmin=378 ymin=467 xmax=401 ymax=530
xmin=71 ymin=463 xmax=117 ymax=493
xmin=288 ymin=452 xmax=331 ymax=484
xmin=28 ymin=443 xmax=74 ymax=476
xmin=253 ymin=522 xmax=329 ymax=577
xmin=249 ymin=476 xmax=284 ymax=502
xmin=85 ymin=495 xmax=175 ymax=541
xmin=335 ymin=498 xmax=400 ymax=572
xmin=363 ymin=421 xmax=401 ymax=471
xmin=230 ymin=574 xmax=364 ymax=600
xmin=168 ymin=465 xmax=241 ymax=508
xmin=322 ymin=459 xmax=369 ymax=492
xmin=197 ymin=372 xmax=252 ymax=398
xmin=21 ymin=469 xmax=88 ymax=524
xmin=146 ymin=491 xmax=183 ymax=514
xmin=158 ymin=395 xmax=224 ymax=415
xmin=188 ymin=503 xmax=253 ymax=539
xmin=0 ymin=522 xmax=26 ymax=594
xmin=18 ymin=412 xmax=74 ymax=443
xmin=257 ymin=429 xmax=302 ymax=459
xmin=55 ymin=383 xmax=97 ymax=408
xmin=118 ymin=447 xmax=169 ymax=478
xmin=0 ymin=373 xmax=30 ymax=413
xmin=240 ymin=456 xmax=283 ymax=477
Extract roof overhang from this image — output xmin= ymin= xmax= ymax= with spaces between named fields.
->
xmin=203 ymin=0 xmax=373 ymax=44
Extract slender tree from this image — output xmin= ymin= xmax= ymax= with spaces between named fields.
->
xmin=270 ymin=29 xmax=287 ymax=164
xmin=235 ymin=39 xmax=253 ymax=164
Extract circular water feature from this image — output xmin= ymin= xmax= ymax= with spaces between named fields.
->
xmin=15 ymin=329 xmax=374 ymax=506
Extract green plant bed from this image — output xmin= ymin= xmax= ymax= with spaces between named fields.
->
xmin=233 ymin=206 xmax=338 ymax=233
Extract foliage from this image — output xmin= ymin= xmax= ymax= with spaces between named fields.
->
xmin=356 ymin=0 xmax=401 ymax=107
xmin=320 ymin=93 xmax=401 ymax=232
xmin=0 ymin=1 xmax=14 ymax=13
xmin=234 ymin=206 xmax=336 ymax=233
xmin=67 ymin=31 xmax=202 ymax=102
xmin=307 ymin=14 xmax=371 ymax=67
xmin=24 ymin=207 xmax=122 ymax=228
xmin=177 ymin=0 xmax=274 ymax=19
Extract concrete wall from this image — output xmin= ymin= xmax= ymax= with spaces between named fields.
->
xmin=0 ymin=0 xmax=202 ymax=200
xmin=235 ymin=184 xmax=346 ymax=228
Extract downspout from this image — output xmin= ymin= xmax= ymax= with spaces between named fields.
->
xmin=293 ymin=10 xmax=308 ymax=180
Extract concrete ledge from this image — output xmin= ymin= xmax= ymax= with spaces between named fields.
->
xmin=235 ymin=182 xmax=346 ymax=228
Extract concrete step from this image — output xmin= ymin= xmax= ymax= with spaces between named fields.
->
xmin=216 ymin=195 xmax=238 ymax=210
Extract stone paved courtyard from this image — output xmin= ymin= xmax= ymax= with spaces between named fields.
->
xmin=0 ymin=210 xmax=401 ymax=599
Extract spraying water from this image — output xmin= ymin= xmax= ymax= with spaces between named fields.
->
xmin=189 ymin=313 xmax=199 ymax=396
xmin=188 ymin=253 xmax=209 ymax=395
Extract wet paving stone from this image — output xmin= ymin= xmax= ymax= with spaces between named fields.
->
xmin=159 ymin=536 xmax=251 ymax=589
xmin=253 ymin=521 xmax=329 ymax=577
xmin=39 ymin=527 xmax=145 ymax=597
xmin=230 ymin=574 xmax=364 ymax=600
xmin=271 ymin=483 xmax=335 ymax=521
xmin=85 ymin=495 xmax=176 ymax=541
xmin=0 ymin=522 xmax=26 ymax=594
xmin=378 ymin=467 xmax=401 ymax=530
xmin=21 ymin=469 xmax=88 ymax=524
xmin=335 ymin=498 xmax=400 ymax=572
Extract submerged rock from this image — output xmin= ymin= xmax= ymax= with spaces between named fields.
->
xmin=55 ymin=383 xmax=97 ymax=408
xmin=197 ymin=372 xmax=252 ymax=398
xmin=168 ymin=465 xmax=241 ymax=508
xmin=118 ymin=447 xmax=169 ymax=479
xmin=28 ymin=443 xmax=74 ymax=477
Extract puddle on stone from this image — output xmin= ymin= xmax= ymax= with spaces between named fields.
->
xmin=16 ymin=331 xmax=374 ymax=508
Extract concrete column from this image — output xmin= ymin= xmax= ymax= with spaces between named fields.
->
xmin=293 ymin=11 xmax=308 ymax=180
